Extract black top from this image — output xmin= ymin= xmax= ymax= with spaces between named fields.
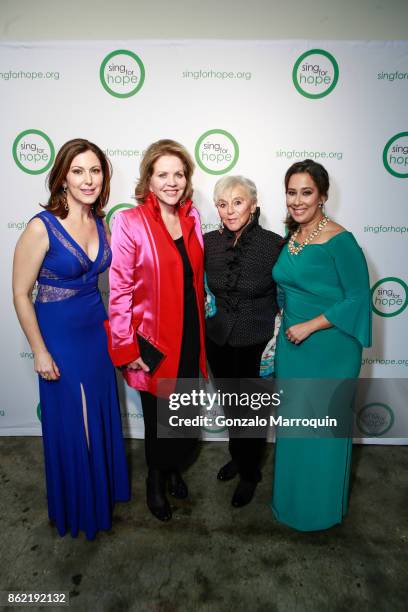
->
xmin=204 ymin=208 xmax=282 ymax=347
xmin=174 ymin=235 xmax=200 ymax=378
xmin=174 ymin=235 xmax=195 ymax=303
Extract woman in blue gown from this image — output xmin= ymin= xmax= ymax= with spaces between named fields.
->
xmin=13 ymin=139 xmax=130 ymax=540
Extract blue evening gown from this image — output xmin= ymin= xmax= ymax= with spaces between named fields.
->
xmin=33 ymin=210 xmax=130 ymax=540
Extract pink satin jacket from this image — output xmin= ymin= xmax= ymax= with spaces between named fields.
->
xmin=108 ymin=193 xmax=207 ymax=396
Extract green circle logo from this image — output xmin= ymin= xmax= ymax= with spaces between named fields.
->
xmin=12 ymin=129 xmax=55 ymax=175
xmin=200 ymin=403 xmax=227 ymax=435
xmin=383 ymin=132 xmax=408 ymax=178
xmin=195 ymin=129 xmax=239 ymax=175
xmin=357 ymin=403 xmax=394 ymax=436
xmin=106 ymin=203 xmax=134 ymax=231
xmin=37 ymin=403 xmax=41 ymax=422
xmin=100 ymin=50 xmax=145 ymax=98
xmin=124 ymin=387 xmax=143 ymax=426
xmin=292 ymin=49 xmax=339 ymax=99
xmin=371 ymin=277 xmax=408 ymax=317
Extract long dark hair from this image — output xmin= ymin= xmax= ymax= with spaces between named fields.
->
xmin=284 ymin=159 xmax=330 ymax=236
xmin=43 ymin=138 xmax=112 ymax=219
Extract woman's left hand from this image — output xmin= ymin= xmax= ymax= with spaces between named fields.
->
xmin=285 ymin=321 xmax=314 ymax=345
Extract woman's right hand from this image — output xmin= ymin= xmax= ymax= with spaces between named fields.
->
xmin=127 ymin=357 xmax=150 ymax=372
xmin=34 ymin=350 xmax=61 ymax=381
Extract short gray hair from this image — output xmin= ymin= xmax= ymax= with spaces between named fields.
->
xmin=213 ymin=175 xmax=257 ymax=204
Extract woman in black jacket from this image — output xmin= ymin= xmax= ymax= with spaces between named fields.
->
xmin=204 ymin=175 xmax=281 ymax=507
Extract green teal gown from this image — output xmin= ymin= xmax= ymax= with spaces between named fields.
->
xmin=271 ymin=231 xmax=372 ymax=531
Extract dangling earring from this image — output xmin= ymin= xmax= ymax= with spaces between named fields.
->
xmin=62 ymin=186 xmax=69 ymax=212
xmin=218 ymin=221 xmax=224 ymax=235
xmin=319 ymin=202 xmax=326 ymax=215
xmin=249 ymin=212 xmax=254 ymax=223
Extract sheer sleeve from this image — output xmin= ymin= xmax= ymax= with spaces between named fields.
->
xmin=323 ymin=233 xmax=372 ymax=347
xmin=107 ymin=212 xmax=140 ymax=365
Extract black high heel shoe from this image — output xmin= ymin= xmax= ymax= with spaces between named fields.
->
xmin=167 ymin=470 xmax=188 ymax=499
xmin=146 ymin=468 xmax=172 ymax=521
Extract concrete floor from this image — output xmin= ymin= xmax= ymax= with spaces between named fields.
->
xmin=0 ymin=438 xmax=407 ymax=612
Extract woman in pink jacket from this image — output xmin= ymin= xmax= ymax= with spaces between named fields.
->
xmin=107 ymin=140 xmax=207 ymax=521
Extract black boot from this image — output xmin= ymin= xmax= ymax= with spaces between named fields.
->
xmin=231 ymin=479 xmax=259 ymax=507
xmin=168 ymin=470 xmax=188 ymax=499
xmin=217 ymin=460 xmax=239 ymax=481
xmin=146 ymin=468 xmax=172 ymax=521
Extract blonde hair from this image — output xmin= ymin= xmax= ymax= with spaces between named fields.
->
xmin=135 ymin=139 xmax=195 ymax=204
xmin=213 ymin=175 xmax=257 ymax=204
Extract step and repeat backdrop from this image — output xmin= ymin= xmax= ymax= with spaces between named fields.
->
xmin=1 ymin=40 xmax=407 ymax=443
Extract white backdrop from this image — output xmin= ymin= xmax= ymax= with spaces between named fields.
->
xmin=1 ymin=40 xmax=407 ymax=443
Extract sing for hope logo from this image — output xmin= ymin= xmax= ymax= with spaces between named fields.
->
xmin=371 ymin=277 xmax=408 ymax=317
xmin=195 ymin=129 xmax=239 ymax=175
xmin=292 ymin=49 xmax=339 ymax=99
xmin=125 ymin=388 xmax=144 ymax=420
xmin=12 ymin=129 xmax=55 ymax=175
xmin=357 ymin=403 xmax=394 ymax=437
xmin=100 ymin=50 xmax=145 ymax=98
xmin=200 ymin=402 xmax=227 ymax=434
xmin=383 ymin=132 xmax=408 ymax=178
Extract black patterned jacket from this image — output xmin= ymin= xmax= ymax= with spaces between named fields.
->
xmin=204 ymin=208 xmax=282 ymax=347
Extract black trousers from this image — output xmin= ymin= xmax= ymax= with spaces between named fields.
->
xmin=140 ymin=391 xmax=198 ymax=471
xmin=140 ymin=234 xmax=201 ymax=472
xmin=206 ymin=337 xmax=267 ymax=482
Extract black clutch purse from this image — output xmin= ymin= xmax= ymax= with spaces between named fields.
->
xmin=135 ymin=331 xmax=165 ymax=374
xmin=104 ymin=320 xmax=165 ymax=374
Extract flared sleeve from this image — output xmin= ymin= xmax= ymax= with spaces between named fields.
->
xmin=107 ymin=212 xmax=140 ymax=366
xmin=323 ymin=232 xmax=372 ymax=347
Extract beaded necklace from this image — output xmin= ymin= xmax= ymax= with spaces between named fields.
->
xmin=288 ymin=215 xmax=330 ymax=255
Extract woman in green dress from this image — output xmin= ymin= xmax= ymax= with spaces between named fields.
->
xmin=271 ymin=159 xmax=372 ymax=531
